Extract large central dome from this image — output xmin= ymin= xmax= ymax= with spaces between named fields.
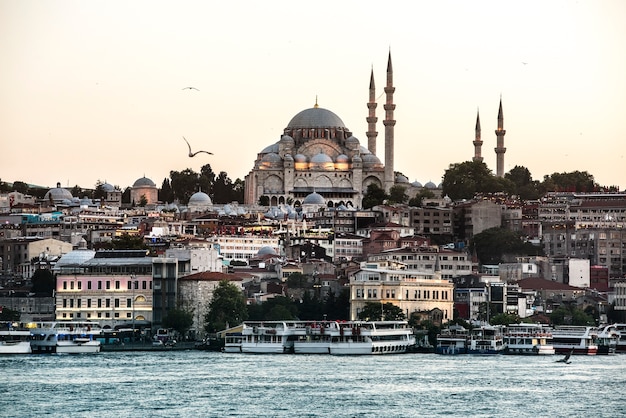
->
xmin=287 ymin=107 xmax=346 ymax=129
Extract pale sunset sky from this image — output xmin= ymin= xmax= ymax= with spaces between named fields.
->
xmin=1 ymin=0 xmax=625 ymax=192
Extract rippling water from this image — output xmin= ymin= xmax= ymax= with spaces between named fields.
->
xmin=2 ymin=351 xmax=625 ymax=417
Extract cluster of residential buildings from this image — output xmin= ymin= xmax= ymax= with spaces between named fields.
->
xmin=1 ymin=183 xmax=625 ymax=338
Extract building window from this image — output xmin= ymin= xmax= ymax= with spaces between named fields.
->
xmin=87 ymin=281 xmax=92 ymax=290
xmin=106 ymin=281 xmax=110 ymax=290
xmin=115 ymin=281 xmax=120 ymax=290
xmin=106 ymin=299 xmax=110 ymax=308
xmin=127 ymin=281 xmax=132 ymax=290
xmin=87 ymin=299 xmax=91 ymax=308
xmin=114 ymin=299 xmax=120 ymax=308
xmin=142 ymin=281 xmax=147 ymax=290
xmin=77 ymin=282 xmax=82 ymax=290
xmin=70 ymin=282 xmax=74 ymax=290
xmin=77 ymin=299 xmax=81 ymax=308
xmin=63 ymin=281 xmax=67 ymax=290
xmin=127 ymin=298 xmax=132 ymax=308
xmin=98 ymin=281 xmax=102 ymax=290
xmin=98 ymin=299 xmax=102 ymax=308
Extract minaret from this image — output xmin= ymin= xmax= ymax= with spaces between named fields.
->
xmin=472 ymin=110 xmax=483 ymax=162
xmin=494 ymin=98 xmax=506 ymax=177
xmin=366 ymin=67 xmax=378 ymax=155
xmin=383 ymin=51 xmax=396 ymax=193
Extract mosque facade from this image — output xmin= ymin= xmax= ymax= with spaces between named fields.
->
xmin=244 ymin=53 xmax=398 ymax=209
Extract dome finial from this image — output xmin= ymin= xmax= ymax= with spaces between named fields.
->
xmin=314 ymin=95 xmax=319 ymax=108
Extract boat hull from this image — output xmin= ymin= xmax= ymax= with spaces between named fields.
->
xmin=0 ymin=341 xmax=32 ymax=354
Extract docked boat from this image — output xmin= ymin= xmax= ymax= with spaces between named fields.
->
xmin=0 ymin=328 xmax=33 ymax=354
xmin=550 ymin=325 xmax=598 ymax=355
xmin=329 ymin=321 xmax=415 ymax=355
xmin=503 ymin=323 xmax=555 ymax=355
xmin=223 ymin=332 xmax=243 ymax=353
xmin=597 ymin=323 xmax=626 ymax=354
xmin=467 ymin=325 xmax=505 ymax=354
xmin=435 ymin=325 xmax=469 ymax=355
xmin=30 ymin=321 xmax=102 ymax=354
xmin=596 ymin=324 xmax=617 ymax=355
xmin=292 ymin=321 xmax=337 ymax=354
xmin=240 ymin=321 xmax=298 ymax=354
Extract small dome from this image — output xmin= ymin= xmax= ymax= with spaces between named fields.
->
xmin=101 ymin=183 xmax=115 ymax=192
xmin=310 ymin=151 xmax=334 ymax=170
xmin=352 ymin=154 xmax=362 ymax=163
xmin=287 ymin=107 xmax=346 ymax=129
xmin=284 ymin=153 xmax=294 ymax=162
xmin=359 ymin=145 xmax=371 ymax=155
xmin=336 ymin=154 xmax=349 ymax=163
xmin=396 ymin=173 xmax=409 ymax=183
xmin=362 ymin=153 xmax=383 ymax=168
xmin=294 ymin=154 xmax=308 ymax=163
xmin=261 ymin=142 xmax=279 ymax=154
xmin=188 ymin=191 xmax=212 ymax=206
xmin=425 ymin=181 xmax=437 ymax=189
xmin=303 ymin=191 xmax=325 ymax=205
xmin=279 ymin=135 xmax=295 ymax=146
xmin=133 ymin=177 xmax=156 ymax=188
xmin=261 ymin=153 xmax=282 ymax=163
xmin=257 ymin=246 xmax=278 ymax=256
xmin=411 ymin=180 xmax=423 ymax=188
xmin=345 ymin=135 xmax=359 ymax=145
xmin=44 ymin=182 xmax=73 ymax=202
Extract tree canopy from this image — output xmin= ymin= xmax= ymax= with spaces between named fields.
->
xmin=471 ymin=227 xmax=542 ymax=264
xmin=357 ymin=302 xmax=406 ymax=321
xmin=362 ymin=183 xmax=387 ymax=209
xmin=162 ymin=308 xmax=194 ymax=337
xmin=204 ymin=280 xmax=248 ymax=333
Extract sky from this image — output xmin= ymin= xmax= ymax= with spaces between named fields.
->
xmin=1 ymin=0 xmax=625 ymax=192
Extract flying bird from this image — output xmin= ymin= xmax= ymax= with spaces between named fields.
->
xmin=556 ymin=348 xmax=573 ymax=364
xmin=183 ymin=136 xmax=213 ymax=157
xmin=182 ymin=87 xmax=199 ymax=91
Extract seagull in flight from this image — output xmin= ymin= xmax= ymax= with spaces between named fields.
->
xmin=182 ymin=87 xmax=199 ymax=91
xmin=183 ymin=136 xmax=213 ymax=157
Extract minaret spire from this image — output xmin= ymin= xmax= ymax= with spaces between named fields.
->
xmin=494 ymin=97 xmax=507 ymax=177
xmin=366 ymin=66 xmax=378 ymax=155
xmin=473 ymin=109 xmax=483 ymax=163
xmin=383 ymin=50 xmax=396 ymax=193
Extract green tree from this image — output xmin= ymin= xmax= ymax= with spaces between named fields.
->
xmin=162 ymin=308 xmax=194 ymax=338
xmin=213 ymin=171 xmax=233 ymax=204
xmin=362 ymin=183 xmax=387 ymax=209
xmin=170 ymin=168 xmax=201 ymax=203
xmin=490 ymin=313 xmax=520 ymax=326
xmin=159 ymin=178 xmax=174 ymax=203
xmin=357 ymin=302 xmax=406 ymax=321
xmin=93 ymin=181 xmax=107 ymax=201
xmin=139 ymin=194 xmax=148 ymax=207
xmin=12 ymin=181 xmax=29 ymax=194
xmin=441 ymin=161 xmax=513 ymax=200
xmin=505 ymin=166 xmax=542 ymax=200
xmin=408 ymin=189 xmax=435 ymax=207
xmin=258 ymin=195 xmax=270 ymax=206
xmin=550 ymin=305 xmax=594 ymax=326
xmin=388 ymin=185 xmax=408 ymax=204
xmin=471 ymin=227 xmax=541 ymax=265
xmin=541 ymin=171 xmax=597 ymax=192
xmin=100 ymin=233 xmax=148 ymax=250
xmin=205 ymin=280 xmax=248 ymax=333
xmin=31 ymin=268 xmax=55 ymax=296
xmin=0 ymin=307 xmax=20 ymax=322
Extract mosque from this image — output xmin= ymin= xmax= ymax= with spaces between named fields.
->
xmin=244 ymin=53 xmax=399 ymax=208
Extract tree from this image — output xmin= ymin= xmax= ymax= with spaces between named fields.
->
xmin=357 ymin=302 xmax=406 ymax=321
xmin=471 ymin=227 xmax=542 ymax=265
xmin=205 ymin=280 xmax=248 ymax=333
xmin=490 ymin=313 xmax=520 ymax=326
xmin=388 ymin=185 xmax=408 ymax=204
xmin=99 ymin=233 xmax=147 ymax=250
xmin=0 ymin=307 xmax=20 ymax=322
xmin=542 ymin=171 xmax=597 ymax=192
xmin=93 ymin=181 xmax=107 ymax=201
xmin=408 ymin=189 xmax=435 ymax=207
xmin=441 ymin=161 xmax=513 ymax=200
xmin=362 ymin=183 xmax=387 ymax=209
xmin=159 ymin=178 xmax=174 ymax=203
xmin=258 ymin=195 xmax=270 ymax=206
xmin=12 ymin=181 xmax=29 ymax=194
xmin=213 ymin=171 xmax=233 ymax=204
xmin=550 ymin=305 xmax=594 ymax=326
xmin=162 ymin=308 xmax=194 ymax=338
xmin=139 ymin=194 xmax=148 ymax=207
xmin=71 ymin=185 xmax=83 ymax=198
xmin=170 ymin=168 xmax=201 ymax=203
xmin=505 ymin=166 xmax=542 ymax=200
xmin=31 ymin=269 xmax=55 ymax=296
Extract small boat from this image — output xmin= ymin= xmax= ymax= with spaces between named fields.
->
xmin=467 ymin=325 xmax=505 ymax=354
xmin=435 ymin=325 xmax=469 ymax=355
xmin=550 ymin=325 xmax=598 ymax=355
xmin=503 ymin=323 xmax=555 ymax=355
xmin=0 ymin=328 xmax=33 ymax=354
xmin=30 ymin=321 xmax=102 ymax=354
xmin=329 ymin=321 xmax=415 ymax=355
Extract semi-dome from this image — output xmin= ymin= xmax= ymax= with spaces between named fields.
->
xmin=188 ymin=191 xmax=212 ymax=206
xmin=260 ymin=142 xmax=279 ymax=154
xmin=302 ymin=191 xmax=325 ymax=205
xmin=133 ymin=177 xmax=156 ymax=188
xmin=362 ymin=153 xmax=383 ymax=168
xmin=309 ymin=151 xmax=334 ymax=170
xmin=287 ymin=107 xmax=346 ymax=129
xmin=44 ymin=182 xmax=73 ymax=202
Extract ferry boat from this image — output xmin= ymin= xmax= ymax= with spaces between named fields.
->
xmin=435 ymin=325 xmax=469 ymax=355
xmin=223 ymin=332 xmax=243 ymax=353
xmin=238 ymin=320 xmax=415 ymax=355
xmin=30 ymin=321 xmax=102 ymax=354
xmin=596 ymin=324 xmax=617 ymax=355
xmin=329 ymin=321 xmax=415 ymax=355
xmin=240 ymin=321 xmax=298 ymax=354
xmin=503 ymin=323 xmax=555 ymax=355
xmin=550 ymin=325 xmax=598 ymax=355
xmin=598 ymin=324 xmax=626 ymax=353
xmin=467 ymin=325 xmax=505 ymax=354
xmin=0 ymin=328 xmax=33 ymax=354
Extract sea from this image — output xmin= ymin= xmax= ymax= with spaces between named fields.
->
xmin=2 ymin=351 xmax=625 ymax=418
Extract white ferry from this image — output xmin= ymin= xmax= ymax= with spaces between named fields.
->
xmin=503 ymin=323 xmax=555 ymax=355
xmin=238 ymin=320 xmax=415 ymax=355
xmin=30 ymin=321 xmax=102 ymax=354
xmin=240 ymin=321 xmax=298 ymax=354
xmin=435 ymin=325 xmax=469 ymax=355
xmin=329 ymin=321 xmax=415 ymax=355
xmin=596 ymin=324 xmax=618 ymax=355
xmin=0 ymin=328 xmax=33 ymax=354
xmin=467 ymin=325 xmax=505 ymax=354
xmin=550 ymin=325 xmax=598 ymax=355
